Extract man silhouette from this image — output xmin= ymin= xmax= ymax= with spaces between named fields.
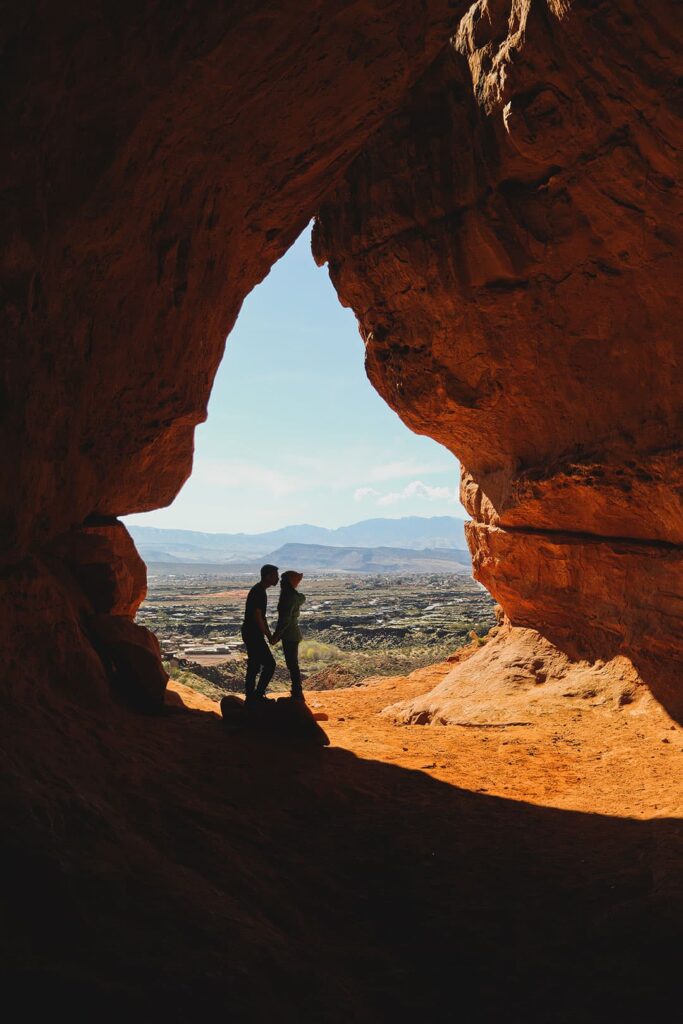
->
xmin=241 ymin=564 xmax=279 ymax=703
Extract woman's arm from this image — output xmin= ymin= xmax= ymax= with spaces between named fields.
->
xmin=271 ymin=595 xmax=294 ymax=643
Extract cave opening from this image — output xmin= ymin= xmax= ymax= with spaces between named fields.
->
xmin=124 ymin=222 xmax=498 ymax=699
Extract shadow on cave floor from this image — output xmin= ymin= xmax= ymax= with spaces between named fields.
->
xmin=629 ymin=652 xmax=683 ymax=727
xmin=1 ymin=692 xmax=682 ymax=1022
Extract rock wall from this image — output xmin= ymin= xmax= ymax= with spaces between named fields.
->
xmin=2 ymin=1 xmax=681 ymax=713
xmin=2 ymin=1 xmax=462 ymax=702
xmin=2 ymin=0 xmax=460 ymax=557
xmin=313 ymin=0 xmax=683 ymax=712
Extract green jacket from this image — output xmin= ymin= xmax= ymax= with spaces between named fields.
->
xmin=274 ymin=589 xmax=306 ymax=643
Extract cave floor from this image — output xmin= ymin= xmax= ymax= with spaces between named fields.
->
xmin=2 ymin=661 xmax=682 ymax=1021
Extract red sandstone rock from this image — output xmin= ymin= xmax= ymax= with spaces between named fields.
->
xmin=89 ymin=615 xmax=169 ymax=713
xmin=1 ymin=3 xmax=681 ymax=712
xmin=383 ymin=623 xmax=656 ymax=726
xmin=313 ymin=0 xmax=683 ymax=705
xmin=0 ymin=6 xmax=682 ymax=1008
xmin=1 ymin=0 xmax=461 ymax=557
xmin=1 ymin=1 xmax=463 ymax=710
xmin=48 ymin=519 xmax=147 ymax=617
xmin=220 ymin=694 xmax=330 ymax=745
xmin=0 ymin=558 xmax=110 ymax=707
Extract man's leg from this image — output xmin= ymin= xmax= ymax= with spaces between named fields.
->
xmin=283 ymin=640 xmax=303 ymax=699
xmin=243 ymin=630 xmax=259 ymax=701
xmin=255 ymin=637 xmax=276 ymax=698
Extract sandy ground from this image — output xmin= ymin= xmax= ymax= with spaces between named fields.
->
xmin=172 ymin=630 xmax=683 ymax=823
xmin=315 ymin=675 xmax=683 ymax=820
xmin=156 ymin=649 xmax=683 ymax=1018
xmin=3 ymin=642 xmax=681 ymax=1020
xmin=175 ymin=654 xmax=683 ymax=821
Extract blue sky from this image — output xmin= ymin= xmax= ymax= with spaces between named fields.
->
xmin=125 ymin=224 xmax=464 ymax=534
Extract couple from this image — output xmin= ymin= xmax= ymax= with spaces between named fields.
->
xmin=241 ymin=564 xmax=306 ymax=703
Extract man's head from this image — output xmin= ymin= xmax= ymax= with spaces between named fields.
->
xmin=260 ymin=564 xmax=279 ymax=588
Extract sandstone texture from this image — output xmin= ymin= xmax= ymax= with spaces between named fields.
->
xmin=2 ymin=0 xmax=465 ymax=708
xmin=314 ymin=0 xmax=683 ymax=712
xmin=48 ymin=519 xmax=147 ymax=617
xmin=0 ymin=518 xmax=161 ymax=710
xmin=2 ymin=0 xmax=462 ymax=557
xmin=385 ymin=623 xmax=654 ymax=726
xmin=89 ymin=614 xmax=169 ymax=713
xmin=3 ymin=2 xmax=681 ymax=711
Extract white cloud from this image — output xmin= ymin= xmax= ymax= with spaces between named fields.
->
xmin=194 ymin=457 xmax=300 ymax=497
xmin=363 ymin=459 xmax=448 ymax=483
xmin=374 ymin=480 xmax=458 ymax=506
xmin=325 ymin=452 xmax=455 ymax=494
xmin=354 ymin=486 xmax=381 ymax=502
xmin=407 ymin=480 xmax=455 ymax=500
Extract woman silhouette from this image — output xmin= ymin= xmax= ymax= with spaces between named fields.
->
xmin=272 ymin=570 xmax=306 ymax=700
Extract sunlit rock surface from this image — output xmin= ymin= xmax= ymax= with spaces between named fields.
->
xmin=314 ymin=0 xmax=683 ymax=711
xmin=385 ymin=624 xmax=661 ymax=726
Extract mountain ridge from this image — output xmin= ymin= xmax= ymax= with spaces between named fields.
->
xmin=128 ymin=515 xmax=468 ymax=563
xmin=260 ymin=542 xmax=471 ymax=573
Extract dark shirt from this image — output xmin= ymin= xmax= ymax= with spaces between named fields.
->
xmin=242 ymin=583 xmax=267 ymax=636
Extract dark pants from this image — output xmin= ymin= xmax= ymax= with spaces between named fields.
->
xmin=282 ymin=640 xmax=303 ymax=698
xmin=242 ymin=628 xmax=275 ymax=699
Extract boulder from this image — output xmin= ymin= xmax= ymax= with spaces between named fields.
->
xmin=48 ymin=519 xmax=147 ymax=617
xmin=220 ymin=695 xmax=330 ymax=746
xmin=89 ymin=615 xmax=168 ymax=713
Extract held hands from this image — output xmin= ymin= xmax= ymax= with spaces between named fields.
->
xmin=270 ymin=631 xmax=281 ymax=646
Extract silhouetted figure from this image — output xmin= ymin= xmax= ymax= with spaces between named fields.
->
xmin=272 ymin=570 xmax=306 ymax=700
xmin=241 ymin=564 xmax=279 ymax=703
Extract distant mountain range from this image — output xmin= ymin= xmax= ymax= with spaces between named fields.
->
xmin=258 ymin=542 xmax=470 ymax=574
xmin=129 ymin=516 xmax=468 ymax=565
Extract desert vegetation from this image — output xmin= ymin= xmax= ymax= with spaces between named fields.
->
xmin=136 ymin=568 xmax=496 ymax=699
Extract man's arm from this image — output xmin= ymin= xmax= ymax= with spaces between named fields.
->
xmin=254 ymin=608 xmax=273 ymax=643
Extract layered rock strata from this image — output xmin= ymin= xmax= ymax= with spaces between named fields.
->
xmin=314 ymin=0 xmax=683 ymax=712
xmin=385 ymin=623 xmax=653 ymax=727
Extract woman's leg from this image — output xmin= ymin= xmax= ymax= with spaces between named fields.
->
xmin=282 ymin=640 xmax=303 ymax=698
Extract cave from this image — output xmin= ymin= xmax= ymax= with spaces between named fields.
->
xmin=2 ymin=1 xmax=681 ymax=1017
